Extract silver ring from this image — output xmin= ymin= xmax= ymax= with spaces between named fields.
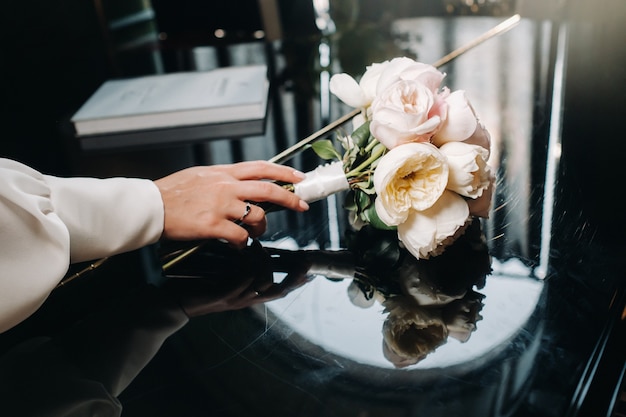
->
xmin=239 ymin=202 xmax=252 ymax=222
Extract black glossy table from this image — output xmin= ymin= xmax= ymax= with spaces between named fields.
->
xmin=1 ymin=7 xmax=625 ymax=417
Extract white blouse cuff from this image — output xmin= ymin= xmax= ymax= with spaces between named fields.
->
xmin=43 ymin=175 xmax=164 ymax=263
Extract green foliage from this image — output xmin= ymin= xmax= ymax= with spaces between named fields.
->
xmin=344 ymin=225 xmax=405 ymax=297
xmin=310 ymin=139 xmax=342 ymax=161
xmin=351 ymin=121 xmax=372 ymax=148
xmin=362 ymin=204 xmax=395 ymax=230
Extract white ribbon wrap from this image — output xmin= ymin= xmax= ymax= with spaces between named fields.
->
xmin=293 ymin=161 xmax=350 ymax=203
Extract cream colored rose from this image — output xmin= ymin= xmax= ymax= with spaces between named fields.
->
xmin=373 ymin=142 xmax=449 ymax=226
xmin=397 ymin=191 xmax=470 ymax=259
xmin=369 ymin=80 xmax=447 ymax=148
xmin=440 ymin=141 xmax=492 ymax=198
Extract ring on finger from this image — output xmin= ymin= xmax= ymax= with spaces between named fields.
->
xmin=238 ymin=202 xmax=252 ymax=223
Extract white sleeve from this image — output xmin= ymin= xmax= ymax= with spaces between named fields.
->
xmin=0 ymin=158 xmax=164 ymax=333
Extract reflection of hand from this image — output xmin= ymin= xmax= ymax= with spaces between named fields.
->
xmin=154 ymin=161 xmax=309 ymax=248
xmin=163 ymin=241 xmax=311 ymax=317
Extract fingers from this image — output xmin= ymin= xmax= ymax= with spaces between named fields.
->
xmin=222 ymin=202 xmax=273 ymax=247
xmin=234 ymin=180 xmax=309 ymax=212
xmin=224 ymin=161 xmax=307 ymax=184
xmin=217 ymin=221 xmax=251 ymax=249
xmin=244 ymin=218 xmax=267 ymax=239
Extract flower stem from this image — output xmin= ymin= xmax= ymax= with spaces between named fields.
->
xmin=346 ymin=144 xmax=386 ymax=179
xmin=364 ymin=138 xmax=379 ymax=153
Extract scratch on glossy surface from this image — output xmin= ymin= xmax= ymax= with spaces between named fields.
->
xmin=493 ymin=200 xmax=508 ymax=212
xmin=196 ymin=291 xmax=327 ymax=404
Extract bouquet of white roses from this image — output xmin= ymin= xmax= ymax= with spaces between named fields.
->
xmin=293 ymin=57 xmax=495 ymax=260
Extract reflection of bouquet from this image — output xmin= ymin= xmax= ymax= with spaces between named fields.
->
xmin=381 ymin=291 xmax=485 ymax=368
xmin=290 ymin=218 xmax=491 ymax=368
xmin=294 ymin=57 xmax=495 ymax=260
xmin=346 ymin=218 xmax=491 ymax=368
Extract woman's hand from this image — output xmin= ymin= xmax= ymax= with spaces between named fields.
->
xmin=154 ymin=161 xmax=309 ymax=248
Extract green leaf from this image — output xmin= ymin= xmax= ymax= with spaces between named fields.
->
xmin=351 ymin=121 xmax=372 ymax=148
xmin=310 ymin=140 xmax=341 ymax=161
xmin=343 ymin=190 xmax=358 ymax=211
xmin=354 ymin=181 xmax=376 ymax=194
xmin=363 ymin=204 xmax=396 ymax=230
xmin=356 ymin=189 xmax=373 ymax=211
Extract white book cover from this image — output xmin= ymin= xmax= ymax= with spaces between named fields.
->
xmin=71 ymin=64 xmax=269 ymax=136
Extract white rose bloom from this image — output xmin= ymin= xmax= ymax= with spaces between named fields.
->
xmin=359 ymin=61 xmax=390 ymax=102
xmin=329 ymin=73 xmax=369 ymax=108
xmin=397 ymin=191 xmax=470 ymax=259
xmin=440 ymin=141 xmax=492 ymax=198
xmin=373 ymin=143 xmax=448 ymax=226
xmin=431 ymin=90 xmax=478 ymax=146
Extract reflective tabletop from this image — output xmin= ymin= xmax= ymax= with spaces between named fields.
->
xmin=1 ymin=5 xmax=625 ymax=417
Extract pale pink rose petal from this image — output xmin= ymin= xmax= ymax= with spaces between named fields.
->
xmin=376 ymin=57 xmax=421 ymax=93
xmin=462 ymin=122 xmax=491 ymax=154
xmin=377 ymin=58 xmax=445 ymax=95
xmin=428 ymin=88 xmax=449 ymax=121
xmin=400 ymin=64 xmax=446 ymax=92
xmin=431 ymin=90 xmax=478 ymax=146
xmin=397 ymin=191 xmax=470 ymax=259
xmin=371 ymin=117 xmax=440 ymax=148
xmin=370 ymin=122 xmax=412 ymax=149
